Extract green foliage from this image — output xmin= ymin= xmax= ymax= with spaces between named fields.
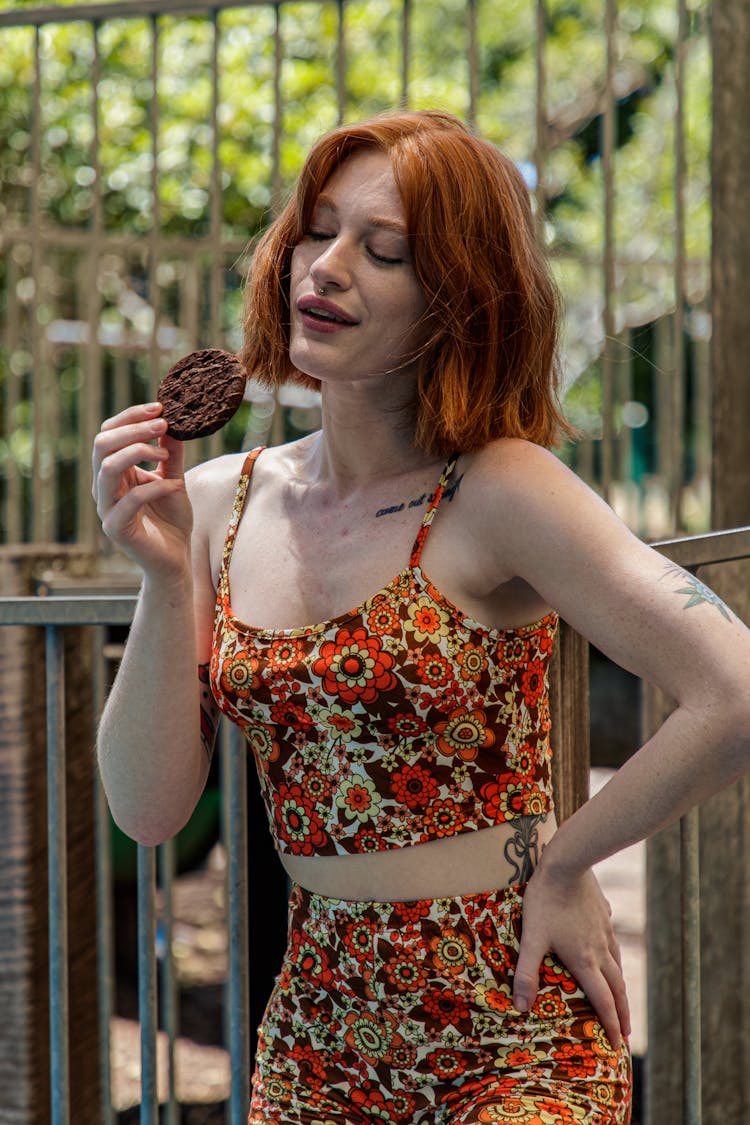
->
xmin=0 ymin=0 xmax=712 ymax=540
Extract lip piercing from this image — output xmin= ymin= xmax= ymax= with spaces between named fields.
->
xmin=317 ymin=286 xmax=326 ymax=295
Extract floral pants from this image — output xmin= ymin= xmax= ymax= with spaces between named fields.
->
xmin=249 ymin=883 xmax=632 ymax=1124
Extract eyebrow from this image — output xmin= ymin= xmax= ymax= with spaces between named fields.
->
xmin=314 ymin=195 xmax=407 ymax=237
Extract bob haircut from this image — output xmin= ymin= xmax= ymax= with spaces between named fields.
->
xmin=241 ymin=109 xmax=572 ymax=456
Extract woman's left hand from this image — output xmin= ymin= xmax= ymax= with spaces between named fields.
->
xmin=512 ymin=861 xmax=631 ymax=1049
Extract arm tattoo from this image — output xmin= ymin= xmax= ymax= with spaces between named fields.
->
xmin=198 ymin=661 xmax=218 ymax=763
xmin=503 ymin=813 xmax=547 ymax=883
xmin=662 ymin=563 xmax=733 ymax=621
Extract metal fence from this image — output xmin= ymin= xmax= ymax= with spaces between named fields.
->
xmin=2 ymin=523 xmax=750 ymax=1123
xmin=1 ymin=0 xmax=711 ymax=546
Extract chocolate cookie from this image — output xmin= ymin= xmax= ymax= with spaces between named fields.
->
xmin=157 ymin=349 xmax=246 ymax=440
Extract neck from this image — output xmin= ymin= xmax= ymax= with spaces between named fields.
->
xmin=311 ymin=376 xmax=433 ymax=487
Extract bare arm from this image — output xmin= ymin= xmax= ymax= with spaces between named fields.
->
xmin=470 ymin=441 xmax=750 ymax=1041
xmin=92 ymin=404 xmax=223 ymax=845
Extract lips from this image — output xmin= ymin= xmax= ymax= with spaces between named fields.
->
xmin=297 ymin=294 xmax=359 ymax=326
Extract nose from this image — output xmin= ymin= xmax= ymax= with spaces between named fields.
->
xmin=309 ymin=235 xmax=353 ymax=292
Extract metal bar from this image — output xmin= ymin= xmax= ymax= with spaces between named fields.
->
xmin=148 ymin=14 xmax=161 ymax=397
xmin=467 ymin=0 xmax=477 ymax=128
xmin=600 ymin=0 xmax=617 ymax=504
xmin=649 ymin=526 xmax=750 ymax=569
xmin=0 ymin=0 xmax=289 ymax=29
xmin=671 ymin=0 xmax=688 ymax=531
xmin=31 ymin=25 xmax=48 ymax=540
xmin=336 ymin=0 xmax=346 ymax=124
xmin=137 ymin=843 xmax=159 ymax=1124
xmin=680 ymin=807 xmax=702 ymax=1125
xmin=1 ymin=222 xmax=251 ymax=256
xmin=0 ymin=595 xmax=137 ymax=626
xmin=534 ymin=0 xmax=547 ymax=227
xmin=207 ymin=9 xmax=225 ymax=462
xmin=3 ymin=239 xmax=23 ymax=541
xmin=92 ymin=626 xmax=115 ymax=1125
xmin=81 ymin=20 xmax=104 ymax=548
xmin=46 ymin=625 xmax=70 ymax=1125
xmin=401 ymin=0 xmax=411 ymax=108
xmin=158 ymin=838 xmax=179 ymax=1125
xmin=223 ymin=718 xmax=249 ymax=1125
xmin=271 ymin=3 xmax=283 ymax=217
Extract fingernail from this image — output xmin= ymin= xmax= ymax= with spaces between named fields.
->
xmin=145 ymin=402 xmax=161 ymax=414
xmin=515 ymin=993 xmax=530 ymax=1012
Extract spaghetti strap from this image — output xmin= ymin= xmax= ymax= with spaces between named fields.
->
xmin=218 ymin=446 xmax=265 ymax=575
xmin=408 ymin=453 xmax=460 ymax=568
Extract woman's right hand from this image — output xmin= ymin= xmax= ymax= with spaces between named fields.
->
xmin=92 ymin=403 xmax=194 ymax=579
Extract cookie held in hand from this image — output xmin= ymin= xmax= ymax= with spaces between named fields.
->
xmin=157 ymin=349 xmax=246 ymax=440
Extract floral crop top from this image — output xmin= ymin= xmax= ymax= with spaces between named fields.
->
xmin=210 ymin=447 xmax=558 ymax=857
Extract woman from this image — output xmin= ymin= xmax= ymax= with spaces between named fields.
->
xmin=93 ymin=110 xmax=750 ymax=1124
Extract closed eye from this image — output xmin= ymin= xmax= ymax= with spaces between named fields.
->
xmin=367 ymin=247 xmax=404 ymax=266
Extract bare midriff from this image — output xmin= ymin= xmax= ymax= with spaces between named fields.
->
xmin=278 ymin=813 xmax=559 ymax=902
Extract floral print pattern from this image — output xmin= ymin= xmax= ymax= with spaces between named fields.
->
xmin=248 ymin=884 xmax=632 ymax=1124
xmin=211 ymin=448 xmax=558 ymax=856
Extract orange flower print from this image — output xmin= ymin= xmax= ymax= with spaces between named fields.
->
xmin=427 ymin=926 xmax=476 ymax=975
xmin=405 ymin=596 xmax=451 ymax=642
xmin=312 ymin=626 xmax=396 ymax=704
xmin=582 ymin=1017 xmax=618 ymax=1060
xmin=551 ymin=1040 xmax=599 ymax=1079
xmin=381 ymin=951 xmax=429 ymax=993
xmin=269 ymin=699 xmax=313 ymax=732
xmin=540 ymin=954 xmax=578 ymax=994
xmin=301 ymin=769 xmax=333 ymax=804
xmin=343 ymin=1007 xmax=403 ymax=1063
xmin=476 ymin=983 xmax=513 ymax=1012
xmin=317 ymin=702 xmax=363 ymax=743
xmin=335 ymin=775 xmax=382 ymax=823
xmin=533 ymin=990 xmax=568 ymax=1022
xmin=456 ymin=642 xmax=488 ymax=682
xmin=415 ymin=653 xmax=453 ymax=689
xmin=289 ymin=929 xmax=334 ymax=988
xmin=500 ymin=636 xmax=529 ymax=666
xmin=425 ymin=1046 xmax=466 ymax=1080
xmin=220 ymin=650 xmax=260 ymax=698
xmin=273 ymin=781 xmax=328 ymax=855
xmin=434 ymin=706 xmax=496 ymax=762
xmin=386 ymin=712 xmax=428 ymax=739
xmin=421 ymin=987 xmax=471 ymax=1030
xmin=267 ymin=636 xmax=305 ymax=675
xmin=246 ymin=722 xmax=280 ymax=771
xmin=353 ymin=827 xmax=386 ymax=853
xmin=391 ymin=763 xmax=439 ymax=810
xmin=422 ymin=797 xmax=465 ymax=839
xmin=521 ymin=658 xmax=547 ymax=707
xmin=480 ymin=774 xmax=532 ymax=820
xmin=366 ymin=601 xmax=400 ymax=635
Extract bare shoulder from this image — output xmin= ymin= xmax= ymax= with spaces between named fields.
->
xmin=186 ymin=450 xmax=248 ymax=521
xmin=461 ymin=438 xmax=610 ymax=553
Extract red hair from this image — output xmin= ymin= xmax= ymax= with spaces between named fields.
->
xmin=240 ymin=109 xmax=572 ymax=455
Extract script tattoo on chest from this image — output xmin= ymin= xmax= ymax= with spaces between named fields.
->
xmin=661 ymin=562 xmax=733 ymax=621
xmin=374 ymin=472 xmax=464 ymax=518
xmin=503 ymin=813 xmax=548 ymax=883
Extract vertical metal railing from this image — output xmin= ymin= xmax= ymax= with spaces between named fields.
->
xmin=4 ymin=527 xmax=750 ymax=1122
xmin=46 ymin=625 xmax=70 ymax=1125
xmin=0 ymin=594 xmax=252 ymax=1122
